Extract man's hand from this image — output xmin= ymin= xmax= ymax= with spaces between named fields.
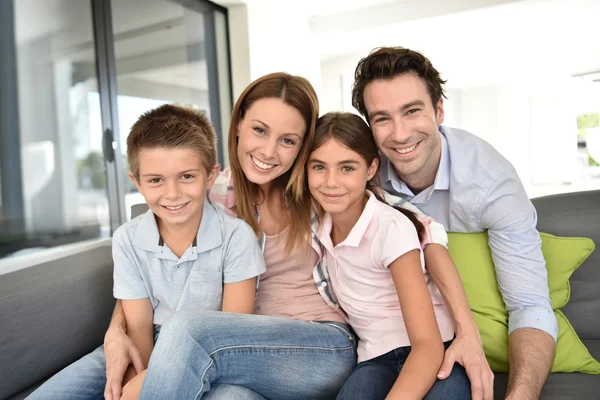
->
xmin=121 ymin=369 xmax=147 ymax=400
xmin=437 ymin=334 xmax=494 ymax=400
xmin=104 ymin=325 xmax=145 ymax=400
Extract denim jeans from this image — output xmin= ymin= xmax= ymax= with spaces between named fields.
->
xmin=25 ymin=330 xmax=264 ymax=400
xmin=139 ymin=311 xmax=357 ymax=400
xmin=336 ymin=341 xmax=471 ymax=400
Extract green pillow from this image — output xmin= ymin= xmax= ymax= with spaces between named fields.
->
xmin=447 ymin=231 xmax=600 ymax=374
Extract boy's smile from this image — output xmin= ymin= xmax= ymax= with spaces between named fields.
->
xmin=130 ymin=147 xmax=218 ymax=231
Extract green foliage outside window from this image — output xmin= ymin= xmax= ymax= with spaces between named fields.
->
xmin=577 ymin=113 xmax=600 ymax=139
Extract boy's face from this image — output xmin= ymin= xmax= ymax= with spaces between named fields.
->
xmin=130 ymin=147 xmax=219 ymax=230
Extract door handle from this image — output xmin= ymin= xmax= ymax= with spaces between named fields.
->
xmin=102 ymin=128 xmax=115 ymax=163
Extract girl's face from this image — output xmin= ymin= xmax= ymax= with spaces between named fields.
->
xmin=236 ymin=98 xmax=306 ymax=188
xmin=307 ymin=138 xmax=378 ymax=218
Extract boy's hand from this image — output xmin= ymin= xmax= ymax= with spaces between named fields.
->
xmin=121 ymin=369 xmax=147 ymax=400
xmin=104 ymin=326 xmax=145 ymax=400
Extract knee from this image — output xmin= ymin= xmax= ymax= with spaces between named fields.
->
xmin=425 ymin=363 xmax=471 ymax=400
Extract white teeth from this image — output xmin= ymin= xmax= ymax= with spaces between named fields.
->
xmin=251 ymin=156 xmax=275 ymax=170
xmin=165 ymin=204 xmax=185 ymax=210
xmin=395 ymin=144 xmax=417 ymax=154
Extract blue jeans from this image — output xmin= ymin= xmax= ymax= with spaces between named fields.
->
xmin=25 ymin=334 xmax=264 ymax=400
xmin=337 ymin=341 xmax=471 ymax=400
xmin=139 ymin=311 xmax=357 ymax=400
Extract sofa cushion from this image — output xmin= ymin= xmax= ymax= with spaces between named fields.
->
xmin=447 ymin=231 xmax=600 ymax=373
xmin=493 ymin=339 xmax=600 ymax=400
xmin=0 ymin=244 xmax=114 ymax=399
xmin=532 ymin=190 xmax=600 ymax=340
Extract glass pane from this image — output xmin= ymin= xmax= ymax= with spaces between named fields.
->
xmin=110 ymin=0 xmax=229 ymax=219
xmin=0 ymin=0 xmax=109 ymax=259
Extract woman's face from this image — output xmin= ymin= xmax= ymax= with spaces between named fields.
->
xmin=236 ymin=98 xmax=307 ymax=188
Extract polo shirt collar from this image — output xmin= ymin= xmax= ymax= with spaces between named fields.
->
xmin=132 ymin=201 xmax=222 ymax=255
xmin=318 ymin=191 xmax=378 ymax=249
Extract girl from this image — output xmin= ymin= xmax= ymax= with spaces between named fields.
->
xmin=307 ymin=112 xmax=471 ymax=399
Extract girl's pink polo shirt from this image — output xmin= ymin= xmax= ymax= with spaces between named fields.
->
xmin=317 ymin=191 xmax=455 ymax=363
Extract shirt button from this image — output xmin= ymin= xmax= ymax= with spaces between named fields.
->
xmin=176 ymin=266 xmax=180 ymax=269
xmin=321 ymin=281 xmax=328 ymax=287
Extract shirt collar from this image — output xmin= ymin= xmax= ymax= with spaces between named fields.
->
xmin=133 ymin=201 xmax=222 ymax=255
xmin=379 ymin=127 xmax=450 ymax=197
xmin=435 ymin=131 xmax=450 ymax=191
xmin=318 ymin=190 xmax=378 ymax=249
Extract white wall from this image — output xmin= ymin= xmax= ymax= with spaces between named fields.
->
xmin=226 ymin=1 xmax=323 ymax=99
xmin=224 ymin=0 xmax=600 ymax=196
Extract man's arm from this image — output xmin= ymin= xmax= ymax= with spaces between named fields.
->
xmin=483 ymin=174 xmax=557 ymax=399
xmin=120 ymin=299 xmax=154 ymax=385
xmin=506 ymin=328 xmax=555 ymax=399
xmin=424 ymin=244 xmax=494 ymax=400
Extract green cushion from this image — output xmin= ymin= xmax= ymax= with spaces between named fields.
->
xmin=447 ymin=231 xmax=600 ymax=374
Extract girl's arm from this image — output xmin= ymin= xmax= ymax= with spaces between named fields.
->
xmin=121 ymin=299 xmax=154 ymax=385
xmin=222 ymin=278 xmax=257 ymax=313
xmin=386 ymin=249 xmax=444 ymax=400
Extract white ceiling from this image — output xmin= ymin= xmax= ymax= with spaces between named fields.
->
xmin=313 ymin=0 xmax=600 ymax=86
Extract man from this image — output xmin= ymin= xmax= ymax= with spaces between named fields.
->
xmin=352 ymin=46 xmax=556 ymax=400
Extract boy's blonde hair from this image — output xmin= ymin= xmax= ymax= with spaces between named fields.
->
xmin=127 ymin=104 xmax=217 ymax=180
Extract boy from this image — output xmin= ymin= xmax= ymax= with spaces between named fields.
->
xmin=27 ymin=104 xmax=266 ymax=400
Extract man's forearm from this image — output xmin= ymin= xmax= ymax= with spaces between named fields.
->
xmin=425 ymin=244 xmax=480 ymax=337
xmin=506 ymin=327 xmax=555 ymax=399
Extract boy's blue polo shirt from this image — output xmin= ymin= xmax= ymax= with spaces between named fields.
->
xmin=112 ymin=201 xmax=266 ymax=326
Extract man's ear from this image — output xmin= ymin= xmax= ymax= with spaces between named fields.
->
xmin=367 ymin=158 xmax=379 ymax=181
xmin=435 ymin=98 xmax=445 ymax=125
xmin=128 ymin=171 xmax=143 ymax=195
xmin=206 ymin=163 xmax=221 ymax=189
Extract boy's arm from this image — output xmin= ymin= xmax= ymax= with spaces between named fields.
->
xmin=221 ymin=219 xmax=267 ymax=311
xmin=387 ymin=249 xmax=444 ymax=399
xmin=121 ymin=299 xmax=154 ymax=385
xmin=108 ymin=226 xmax=153 ymax=398
xmin=222 ymin=278 xmax=257 ymax=313
xmin=424 ymin=244 xmax=494 ymax=400
xmin=104 ymin=300 xmax=145 ymax=400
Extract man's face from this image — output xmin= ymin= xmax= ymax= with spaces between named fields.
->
xmin=363 ymin=73 xmax=444 ymax=183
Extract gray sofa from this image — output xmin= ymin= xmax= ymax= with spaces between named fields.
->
xmin=1 ymin=190 xmax=599 ymax=400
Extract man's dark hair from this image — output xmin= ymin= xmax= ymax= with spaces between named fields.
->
xmin=351 ymin=46 xmax=447 ymax=122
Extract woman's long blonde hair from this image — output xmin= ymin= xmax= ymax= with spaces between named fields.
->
xmin=228 ymin=72 xmax=319 ymax=254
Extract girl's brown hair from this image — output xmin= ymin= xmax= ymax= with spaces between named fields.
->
xmin=228 ymin=72 xmax=319 ymax=254
xmin=311 ymin=112 xmax=424 ymax=241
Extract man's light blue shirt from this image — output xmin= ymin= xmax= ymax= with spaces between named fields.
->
xmin=112 ymin=201 xmax=266 ymax=327
xmin=380 ymin=125 xmax=558 ymax=341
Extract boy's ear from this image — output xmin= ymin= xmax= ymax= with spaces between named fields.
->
xmin=367 ymin=158 xmax=379 ymax=181
xmin=206 ymin=163 xmax=221 ymax=189
xmin=128 ymin=171 xmax=143 ymax=194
